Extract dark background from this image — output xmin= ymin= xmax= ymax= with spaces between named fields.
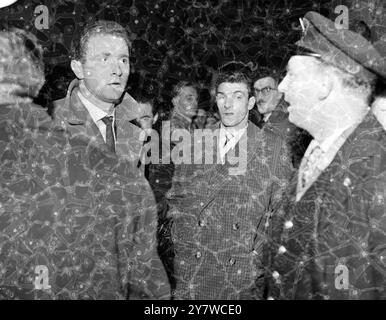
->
xmin=0 ymin=0 xmax=385 ymax=113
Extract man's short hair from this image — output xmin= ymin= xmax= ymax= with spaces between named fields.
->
xmin=317 ymin=58 xmax=375 ymax=101
xmin=171 ymin=81 xmax=198 ymax=99
xmin=253 ymin=67 xmax=281 ymax=86
xmin=215 ymin=71 xmax=252 ymax=96
xmin=71 ymin=20 xmax=131 ymax=61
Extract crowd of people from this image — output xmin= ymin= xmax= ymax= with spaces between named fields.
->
xmin=0 ymin=3 xmax=385 ymax=300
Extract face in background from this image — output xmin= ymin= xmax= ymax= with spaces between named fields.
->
xmin=253 ymin=76 xmax=282 ymax=115
xmin=173 ymin=86 xmax=198 ymax=118
xmin=278 ymin=55 xmax=325 ymax=132
xmin=216 ymin=82 xmax=255 ymax=129
xmin=71 ymin=33 xmax=130 ymax=105
xmin=137 ymin=102 xmax=158 ymax=132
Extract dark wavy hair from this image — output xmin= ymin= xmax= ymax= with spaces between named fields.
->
xmin=215 ymin=71 xmax=252 ymax=96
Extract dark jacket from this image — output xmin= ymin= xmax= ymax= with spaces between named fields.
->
xmin=0 ymin=100 xmax=170 ymax=299
xmin=167 ymin=121 xmax=294 ymax=299
xmin=267 ymin=113 xmax=386 ymax=300
xmin=252 ymin=99 xmax=311 ymax=169
xmin=52 ymin=79 xmax=144 ymax=168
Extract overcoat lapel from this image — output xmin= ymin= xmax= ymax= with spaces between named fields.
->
xmin=198 ymin=122 xmax=261 ymax=210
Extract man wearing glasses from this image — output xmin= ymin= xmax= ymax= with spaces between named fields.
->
xmin=253 ymin=74 xmax=311 ymax=168
xmin=253 ymin=75 xmax=285 ymax=126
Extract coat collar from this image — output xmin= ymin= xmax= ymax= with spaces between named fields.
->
xmin=53 ymin=79 xmax=144 ymax=161
xmin=58 ymin=78 xmax=139 ymax=125
xmin=265 ymin=99 xmax=289 ymax=125
xmin=206 ymin=121 xmax=262 ymax=188
xmin=294 ymin=112 xmax=386 ymax=202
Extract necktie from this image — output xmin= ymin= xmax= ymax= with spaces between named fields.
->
xmin=224 ymin=131 xmax=233 ymax=147
xmin=221 ymin=131 xmax=233 ymax=163
xmin=300 ymin=145 xmax=322 ymax=188
xmin=101 ymin=116 xmax=115 ymax=154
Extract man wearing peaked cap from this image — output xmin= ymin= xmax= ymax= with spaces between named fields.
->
xmin=266 ymin=11 xmax=386 ymax=300
xmin=296 ymin=11 xmax=386 ymax=82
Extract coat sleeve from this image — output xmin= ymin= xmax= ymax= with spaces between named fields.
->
xmin=261 ymin=130 xmax=295 ymax=299
xmin=267 ymin=130 xmax=295 ymax=220
xmin=116 ymin=172 xmax=170 ymax=300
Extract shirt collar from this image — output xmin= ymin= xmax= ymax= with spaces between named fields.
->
xmin=317 ymin=125 xmax=352 ymax=153
xmin=220 ymin=122 xmax=248 ymax=142
xmin=78 ymin=91 xmax=115 ymax=123
xmin=263 ymin=112 xmax=272 ymax=122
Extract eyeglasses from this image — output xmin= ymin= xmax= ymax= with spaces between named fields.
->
xmin=253 ymin=87 xmax=277 ymax=96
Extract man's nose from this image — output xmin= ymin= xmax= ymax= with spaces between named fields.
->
xmin=224 ymin=97 xmax=233 ymax=109
xmin=111 ymin=61 xmax=123 ymax=76
xmin=255 ymin=90 xmax=263 ymax=99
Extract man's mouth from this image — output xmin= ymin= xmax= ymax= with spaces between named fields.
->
xmin=109 ymin=82 xmax=122 ymax=89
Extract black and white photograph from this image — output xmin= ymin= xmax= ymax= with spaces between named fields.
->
xmin=0 ymin=0 xmax=385 ymax=310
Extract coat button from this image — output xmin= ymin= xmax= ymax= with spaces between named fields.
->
xmin=232 ymin=223 xmax=240 ymax=231
xmin=284 ymin=221 xmax=293 ymax=229
xmin=195 ymin=252 xmax=202 ymax=259
xmin=278 ymin=246 xmax=287 ymax=254
xmin=229 ymin=258 xmax=236 ymax=265
xmin=272 ymin=271 xmax=280 ymax=280
xmin=198 ymin=220 xmax=205 ymax=227
xmin=343 ymin=177 xmax=351 ymax=187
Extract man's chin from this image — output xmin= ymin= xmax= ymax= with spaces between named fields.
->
xmin=288 ymin=110 xmax=307 ymax=131
xmin=221 ymin=119 xmax=236 ymax=127
xmin=102 ymin=93 xmax=125 ymax=104
xmin=185 ymin=108 xmax=198 ymax=116
xmin=257 ymin=105 xmax=268 ymax=114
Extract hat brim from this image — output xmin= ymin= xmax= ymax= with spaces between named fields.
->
xmin=297 ymin=11 xmax=386 ymax=81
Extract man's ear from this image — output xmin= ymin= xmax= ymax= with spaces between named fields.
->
xmin=248 ymin=96 xmax=256 ymax=110
xmin=318 ymin=73 xmax=333 ymax=101
xmin=71 ymin=60 xmax=84 ymax=80
xmin=172 ymin=96 xmax=178 ymax=109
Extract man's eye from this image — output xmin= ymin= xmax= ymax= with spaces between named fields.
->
xmin=101 ymin=57 xmax=108 ymax=62
xmin=121 ymin=58 xmax=129 ymax=64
